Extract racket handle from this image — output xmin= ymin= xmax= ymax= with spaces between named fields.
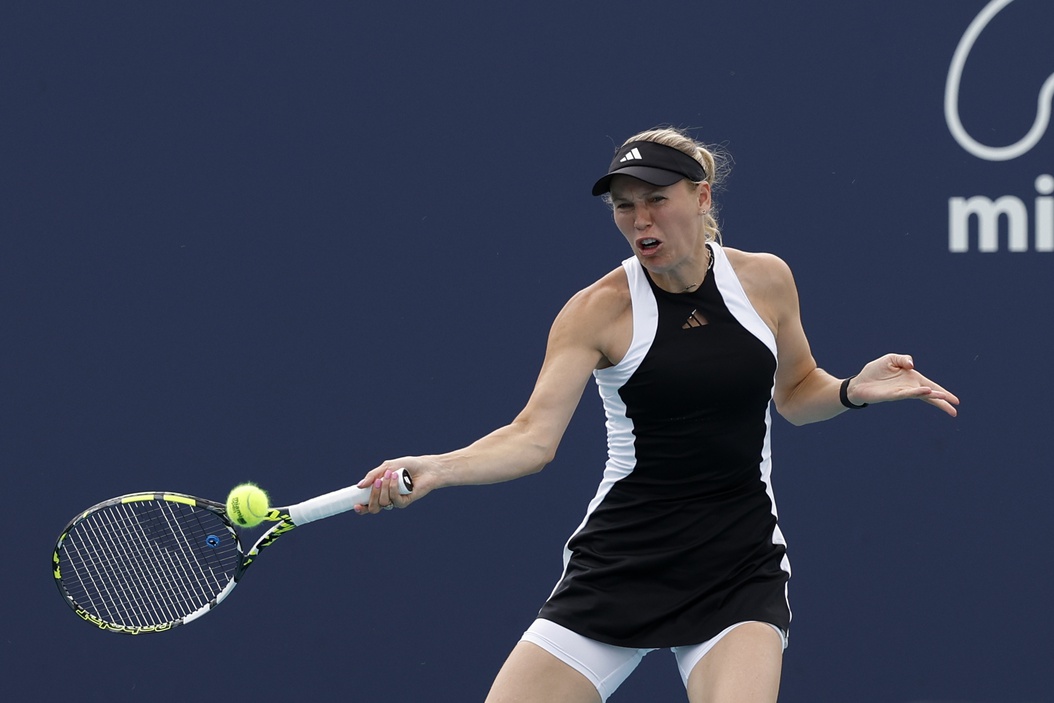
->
xmin=287 ymin=468 xmax=413 ymax=525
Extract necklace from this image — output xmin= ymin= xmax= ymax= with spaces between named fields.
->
xmin=679 ymin=245 xmax=714 ymax=292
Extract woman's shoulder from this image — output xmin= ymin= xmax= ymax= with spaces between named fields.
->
xmin=563 ymin=264 xmax=630 ymax=320
xmin=722 ymin=246 xmax=794 ymax=285
xmin=721 ymin=246 xmax=798 ymax=311
xmin=722 ymin=245 xmax=789 ymax=271
xmin=547 ymin=264 xmax=633 ymax=367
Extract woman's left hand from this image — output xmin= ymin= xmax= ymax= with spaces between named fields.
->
xmin=848 ymin=353 xmax=960 ymax=417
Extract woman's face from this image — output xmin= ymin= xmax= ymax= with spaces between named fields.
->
xmin=609 ymin=175 xmax=711 ymax=274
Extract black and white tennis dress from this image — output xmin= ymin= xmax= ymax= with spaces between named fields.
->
xmin=537 ymin=243 xmax=791 ymax=648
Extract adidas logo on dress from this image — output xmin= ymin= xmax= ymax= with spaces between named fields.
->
xmin=682 ymin=309 xmax=709 ymax=329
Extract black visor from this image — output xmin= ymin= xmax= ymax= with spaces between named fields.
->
xmin=591 ymin=140 xmax=707 ymax=196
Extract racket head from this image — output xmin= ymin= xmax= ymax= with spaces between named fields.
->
xmin=53 ymin=492 xmax=245 ymax=634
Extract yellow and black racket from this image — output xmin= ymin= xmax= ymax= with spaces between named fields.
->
xmin=52 ymin=469 xmax=412 ymax=634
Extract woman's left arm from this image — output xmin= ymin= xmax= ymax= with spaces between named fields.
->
xmin=764 ymin=255 xmax=959 ymax=425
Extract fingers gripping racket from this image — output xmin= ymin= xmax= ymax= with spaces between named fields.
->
xmin=52 ymin=469 xmax=413 ymax=634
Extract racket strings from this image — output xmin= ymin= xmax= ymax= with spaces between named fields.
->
xmin=58 ymin=500 xmax=241 ymax=628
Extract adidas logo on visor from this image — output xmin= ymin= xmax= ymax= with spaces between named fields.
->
xmin=619 ymin=147 xmax=643 ymax=163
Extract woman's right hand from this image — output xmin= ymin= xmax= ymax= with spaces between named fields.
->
xmin=353 ymin=456 xmax=441 ymax=515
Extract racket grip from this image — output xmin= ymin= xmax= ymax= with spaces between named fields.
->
xmin=287 ymin=468 xmax=413 ymax=525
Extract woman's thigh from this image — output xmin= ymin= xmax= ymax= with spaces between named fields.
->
xmin=486 ymin=619 xmax=649 ymax=703
xmin=683 ymin=622 xmax=784 ymax=703
xmin=485 ymin=641 xmax=603 ymax=703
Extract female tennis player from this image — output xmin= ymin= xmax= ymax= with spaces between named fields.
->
xmin=356 ymin=126 xmax=959 ymax=703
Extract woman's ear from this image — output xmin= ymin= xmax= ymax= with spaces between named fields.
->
xmin=696 ymin=181 xmax=712 ymax=213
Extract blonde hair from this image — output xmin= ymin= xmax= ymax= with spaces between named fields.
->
xmin=609 ymin=126 xmax=729 ymax=244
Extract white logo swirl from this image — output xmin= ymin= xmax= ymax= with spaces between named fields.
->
xmin=945 ymin=0 xmax=1054 ymax=161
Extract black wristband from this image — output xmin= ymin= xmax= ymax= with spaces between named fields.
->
xmin=840 ymin=376 xmax=868 ymax=409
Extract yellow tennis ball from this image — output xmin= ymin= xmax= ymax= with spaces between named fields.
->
xmin=226 ymin=483 xmax=270 ymax=527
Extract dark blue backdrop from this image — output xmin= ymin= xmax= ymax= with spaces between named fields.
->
xmin=4 ymin=1 xmax=1052 ymax=701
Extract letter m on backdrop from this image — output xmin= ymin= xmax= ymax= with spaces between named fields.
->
xmin=949 ymin=195 xmax=1028 ymax=252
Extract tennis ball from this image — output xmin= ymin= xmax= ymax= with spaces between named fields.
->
xmin=226 ymin=483 xmax=270 ymax=527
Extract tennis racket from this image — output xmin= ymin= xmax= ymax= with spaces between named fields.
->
xmin=52 ymin=469 xmax=413 ymax=634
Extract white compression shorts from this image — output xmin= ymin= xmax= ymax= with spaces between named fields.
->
xmin=520 ymin=618 xmax=788 ymax=702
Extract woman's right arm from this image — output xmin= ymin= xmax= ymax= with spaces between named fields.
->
xmin=354 ymin=274 xmax=626 ymax=514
